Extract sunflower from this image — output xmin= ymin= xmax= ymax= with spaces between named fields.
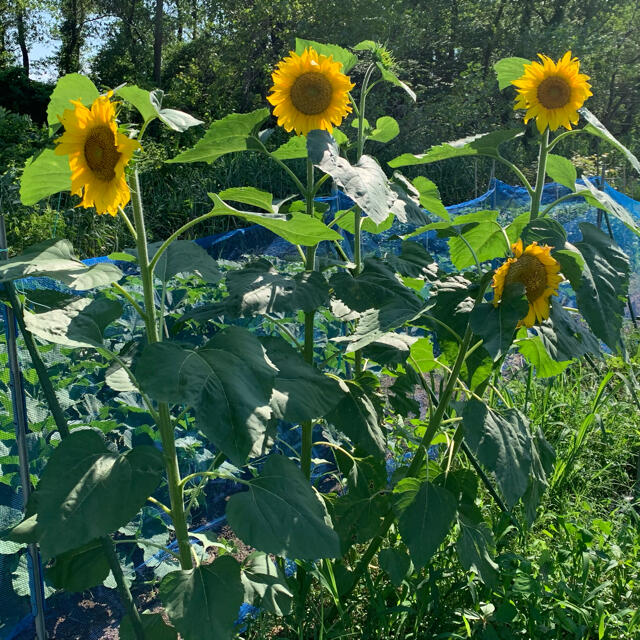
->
xmin=512 ymin=51 xmax=592 ymax=134
xmin=492 ymin=239 xmax=563 ymax=327
xmin=55 ymin=93 xmax=139 ymax=216
xmin=267 ymin=47 xmax=355 ymax=136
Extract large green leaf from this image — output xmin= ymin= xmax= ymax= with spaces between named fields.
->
xmin=23 ymin=297 xmax=123 ymax=349
xmin=389 ymin=130 xmax=524 ymax=168
xmin=462 ymin=399 xmax=532 ymax=508
xmin=385 ymin=240 xmax=438 ymax=280
xmin=208 ymin=194 xmax=341 ymax=246
xmin=409 ymin=336 xmax=438 ymax=373
xmin=580 ymin=108 xmax=640 ymax=175
xmin=220 ymin=259 xmax=329 ymax=316
xmin=167 ymin=109 xmax=269 ymax=164
xmin=226 ymin=455 xmax=341 ymax=559
xmin=335 ymin=211 xmax=393 ymax=235
xmin=159 ymin=556 xmax=244 ymax=640
xmin=23 ymin=430 xmax=163 ymax=559
xmin=521 ymin=217 xmax=567 ymax=248
xmin=534 ymin=300 xmax=599 ymax=361
xmin=332 ymin=455 xmax=389 ymax=549
xmin=378 ymin=548 xmax=412 ymax=587
xmin=470 ymin=284 xmax=528 ymax=359
xmin=47 ymin=73 xmax=99 ymax=127
xmin=368 ymin=116 xmax=400 ymax=143
xmin=574 ymin=222 xmax=630 ymax=350
xmin=271 ymin=135 xmax=307 ymax=160
xmin=241 ymin=552 xmax=293 ymax=616
xmin=217 ymin=186 xmax=275 ymax=212
xmin=46 ymin=539 xmax=110 ymax=592
xmin=546 ymin=154 xmax=577 ymax=190
xmin=261 ymin=336 xmax=343 ymax=423
xmin=20 ymin=149 xmax=71 ymax=205
xmin=449 ymin=218 xmax=510 ymax=269
xmin=0 ymin=239 xmax=122 ymax=289
xmin=295 ymin=38 xmax=358 ymax=72
xmin=120 ymin=613 xmax=178 ymax=640
xmin=493 ymin=57 xmax=529 ymax=90
xmin=325 ymin=375 xmax=385 ymax=456
xmin=575 ymin=179 xmax=640 ymax=235
xmin=307 ymin=130 xmax=392 ymax=224
xmin=411 ymin=176 xmax=449 ymax=220
xmin=331 ymin=258 xmax=425 ymax=352
xmin=137 ymin=327 xmax=276 ymax=464
xmin=362 ymin=333 xmax=418 ymax=367
xmin=456 ymin=517 xmax=499 ymax=587
xmin=398 ymin=481 xmax=457 ymax=569
xmin=516 ymin=335 xmax=571 ymax=377
xmin=116 ymin=85 xmax=159 ymax=123
xmin=148 ymin=240 xmax=221 ymax=283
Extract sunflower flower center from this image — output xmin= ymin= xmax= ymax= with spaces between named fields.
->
xmin=84 ymin=125 xmax=121 ymax=181
xmin=505 ymin=254 xmax=548 ymax=302
xmin=290 ymin=72 xmax=333 ymax=115
xmin=536 ymin=76 xmax=572 ymax=109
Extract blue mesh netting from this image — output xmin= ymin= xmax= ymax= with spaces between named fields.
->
xmin=2 ymin=176 xmax=640 ymax=639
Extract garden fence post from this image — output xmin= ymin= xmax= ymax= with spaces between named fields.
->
xmin=0 ymin=214 xmax=48 ymax=640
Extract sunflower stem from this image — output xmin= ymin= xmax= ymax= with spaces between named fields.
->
xmin=301 ymin=156 xmax=317 ymax=481
xmin=530 ymin=128 xmax=550 ymax=220
xmin=335 ymin=276 xmax=492 ymax=607
xmin=351 ymin=63 xmax=376 ymax=377
xmin=130 ymin=169 xmax=193 ymax=571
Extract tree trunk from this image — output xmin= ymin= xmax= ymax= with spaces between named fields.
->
xmin=191 ymin=0 xmax=197 ymax=39
xmin=153 ymin=0 xmax=163 ymax=85
xmin=16 ymin=6 xmax=29 ymax=75
xmin=58 ymin=0 xmax=86 ymax=75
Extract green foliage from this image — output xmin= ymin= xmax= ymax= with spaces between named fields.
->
xmin=226 ymin=455 xmax=341 ymax=559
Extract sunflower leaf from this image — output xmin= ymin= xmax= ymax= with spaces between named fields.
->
xmin=389 ymin=130 xmax=524 ymax=167
xmin=226 ymin=455 xmax=341 ymax=559
xmin=574 ymin=222 xmax=630 ymax=350
xmin=575 ymin=179 xmax=640 ymax=236
xmin=449 ymin=219 xmax=509 ymax=269
xmin=516 ymin=335 xmax=572 ymax=377
xmin=367 ymin=116 xmax=400 ymax=143
xmin=493 ymin=57 xmax=530 ymax=90
xmin=295 ymin=38 xmax=358 ymax=72
xmin=307 ymin=130 xmax=392 ymax=224
xmin=0 ymin=239 xmax=122 ymax=289
xmin=47 ymin=73 xmax=99 ymax=129
xmin=470 ymin=284 xmax=528 ymax=360
xmin=167 ymin=108 xmax=270 ymax=163
xmin=20 ymin=148 xmax=72 ymax=206
xmin=580 ymin=108 xmax=640 ymax=175
xmin=546 ymin=154 xmax=577 ymax=191
xmin=208 ymin=194 xmax=341 ymax=246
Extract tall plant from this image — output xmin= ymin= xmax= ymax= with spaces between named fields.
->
xmin=0 ymin=43 xmax=636 ymax=640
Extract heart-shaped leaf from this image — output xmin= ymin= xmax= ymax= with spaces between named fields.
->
xmin=0 ymin=239 xmax=122 ymax=289
xmin=137 ymin=327 xmax=276 ymax=464
xmin=25 ymin=430 xmax=163 ymax=559
xmin=227 ymin=455 xmax=340 ymax=559
xmin=159 ymin=556 xmax=244 ymax=640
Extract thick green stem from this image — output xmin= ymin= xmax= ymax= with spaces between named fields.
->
xmin=338 ymin=279 xmax=490 ymax=603
xmin=5 ymin=285 xmax=146 ymax=639
xmin=130 ymin=169 xmax=193 ymax=570
xmin=101 ymin=537 xmax=146 ymax=637
xmin=530 ymin=129 xmax=550 ymax=220
xmin=301 ymin=158 xmax=317 ymax=480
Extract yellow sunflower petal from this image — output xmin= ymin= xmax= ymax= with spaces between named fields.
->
xmin=511 ymin=51 xmax=592 ymax=132
xmin=492 ymin=239 xmax=564 ymax=327
xmin=267 ymin=47 xmax=355 ymax=136
xmin=54 ymin=93 xmax=138 ymax=215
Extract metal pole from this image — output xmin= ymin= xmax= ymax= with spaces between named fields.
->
xmin=0 ymin=215 xmax=48 ymax=640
